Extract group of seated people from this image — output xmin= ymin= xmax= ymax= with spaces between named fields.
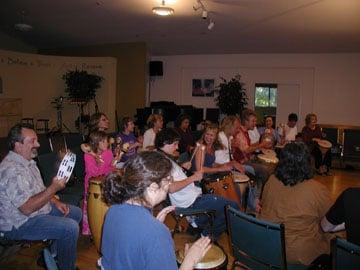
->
xmin=0 ymin=108 xmax=358 ymax=270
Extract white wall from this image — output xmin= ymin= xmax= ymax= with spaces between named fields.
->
xmin=0 ymin=49 xmax=117 ymax=132
xmin=150 ymin=54 xmax=360 ymax=126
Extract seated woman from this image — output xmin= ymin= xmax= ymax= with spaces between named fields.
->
xmin=193 ymin=123 xmax=234 ymax=173
xmin=258 ymin=116 xmax=280 ymax=148
xmin=142 ymin=114 xmax=163 ymax=151
xmin=82 ymin=131 xmax=120 ymax=236
xmin=88 ymin=112 xmax=110 ymax=133
xmin=156 ymin=128 xmax=239 ymax=239
xmin=116 ymin=117 xmax=142 ymax=163
xmin=175 ymin=114 xmax=195 ymax=154
xmin=301 ymin=113 xmax=332 ymax=175
xmin=259 ymin=142 xmax=333 ymax=266
xmin=100 ymin=151 xmax=211 ymax=270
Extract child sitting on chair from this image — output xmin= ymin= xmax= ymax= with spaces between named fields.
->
xmin=82 ymin=130 xmax=121 ymax=236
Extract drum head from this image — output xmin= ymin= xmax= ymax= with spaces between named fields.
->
xmin=318 ymin=140 xmax=332 ymax=149
xmin=232 ymin=172 xmax=249 ymax=183
xmin=177 ymin=244 xmax=226 ymax=269
xmin=258 ymin=154 xmax=279 ymax=164
xmin=203 ymin=171 xmax=231 ymax=182
xmin=261 ymin=149 xmax=276 ymax=157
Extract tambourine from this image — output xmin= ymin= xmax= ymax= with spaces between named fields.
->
xmin=56 ymin=152 xmax=76 ymax=182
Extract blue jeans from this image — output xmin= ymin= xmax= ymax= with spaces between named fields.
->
xmin=3 ymin=204 xmax=82 ymax=270
xmin=189 ymin=194 xmax=239 ymax=239
xmin=243 ymin=163 xmax=269 ymax=212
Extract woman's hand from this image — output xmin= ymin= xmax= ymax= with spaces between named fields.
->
xmin=156 ymin=205 xmax=175 ymax=223
xmin=180 ymin=237 xmax=212 ymax=270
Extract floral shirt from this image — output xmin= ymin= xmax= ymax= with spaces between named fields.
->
xmin=0 ymin=151 xmax=51 ymax=231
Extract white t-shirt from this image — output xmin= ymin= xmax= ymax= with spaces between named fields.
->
xmin=278 ymin=124 xmax=298 ymax=142
xmin=142 ymin=128 xmax=156 ymax=150
xmin=169 ymin=160 xmax=202 ymax=208
xmin=248 ymin=126 xmax=260 ymax=144
xmin=215 ymin=131 xmax=230 ymax=164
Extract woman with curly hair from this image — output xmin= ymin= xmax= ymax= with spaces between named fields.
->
xmin=100 ymin=151 xmax=211 ymax=270
xmin=259 ymin=142 xmax=333 ymax=266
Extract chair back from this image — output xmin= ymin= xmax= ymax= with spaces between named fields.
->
xmin=37 ymin=152 xmax=60 ymax=187
xmin=226 ymin=205 xmax=287 ymax=270
xmin=43 ymin=248 xmax=59 ymax=270
xmin=332 ymin=237 xmax=360 ymax=270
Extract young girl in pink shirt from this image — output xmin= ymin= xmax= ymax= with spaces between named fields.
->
xmin=82 ymin=130 xmax=120 ymax=235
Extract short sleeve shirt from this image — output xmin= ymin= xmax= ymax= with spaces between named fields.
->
xmin=0 ymin=151 xmax=51 ymax=231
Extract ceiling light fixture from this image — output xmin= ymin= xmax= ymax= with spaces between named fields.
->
xmin=14 ymin=23 xmax=33 ymax=32
xmin=14 ymin=10 xmax=33 ymax=32
xmin=153 ymin=0 xmax=174 ymax=16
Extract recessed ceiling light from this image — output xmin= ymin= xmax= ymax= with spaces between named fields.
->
xmin=14 ymin=23 xmax=33 ymax=32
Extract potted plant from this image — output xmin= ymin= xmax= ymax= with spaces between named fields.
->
xmin=62 ymin=70 xmax=104 ymax=133
xmin=62 ymin=69 xmax=104 ymax=103
xmin=215 ymin=74 xmax=248 ymax=116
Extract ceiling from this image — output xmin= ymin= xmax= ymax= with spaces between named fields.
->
xmin=1 ymin=0 xmax=359 ymax=55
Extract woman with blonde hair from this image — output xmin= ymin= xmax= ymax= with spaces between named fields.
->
xmin=142 ymin=114 xmax=163 ymax=151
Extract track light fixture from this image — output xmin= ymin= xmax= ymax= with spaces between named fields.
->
xmin=193 ymin=0 xmax=215 ymax=30
xmin=208 ymin=20 xmax=215 ymax=30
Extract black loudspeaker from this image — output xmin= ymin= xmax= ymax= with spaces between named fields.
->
xmin=149 ymin=61 xmax=163 ymax=76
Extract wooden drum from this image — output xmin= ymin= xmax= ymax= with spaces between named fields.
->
xmin=87 ymin=177 xmax=109 ymax=252
xmin=176 ymin=244 xmax=227 ymax=270
xmin=203 ymin=172 xmax=241 ymax=208
xmin=232 ymin=172 xmax=250 ymax=210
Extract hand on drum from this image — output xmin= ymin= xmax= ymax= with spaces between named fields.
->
xmin=260 ymin=140 xmax=272 ymax=149
xmin=220 ymin=163 xmax=233 ymax=172
xmin=156 ymin=205 xmax=176 ymax=223
xmin=229 ymin=161 xmax=245 ymax=173
xmin=182 ymin=237 xmax=212 ymax=270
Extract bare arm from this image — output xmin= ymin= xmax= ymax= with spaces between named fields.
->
xmin=168 ymin=171 xmax=203 ymax=193
xmin=320 ymin=216 xmax=345 ymax=232
xmin=19 ymin=177 xmax=66 ymax=216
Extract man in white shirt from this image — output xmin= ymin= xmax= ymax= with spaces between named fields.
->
xmin=278 ymin=113 xmax=298 ymax=143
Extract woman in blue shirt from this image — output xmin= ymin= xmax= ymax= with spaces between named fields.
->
xmin=100 ymin=151 xmax=211 ymax=270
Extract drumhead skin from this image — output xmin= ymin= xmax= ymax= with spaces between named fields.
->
xmin=261 ymin=149 xmax=276 ymax=157
xmin=258 ymin=154 xmax=279 ymax=164
xmin=177 ymin=244 xmax=227 ymax=269
xmin=232 ymin=172 xmax=249 ymax=183
xmin=317 ymin=139 xmax=332 ymax=149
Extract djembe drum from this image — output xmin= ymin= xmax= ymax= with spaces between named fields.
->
xmin=176 ymin=244 xmax=227 ymax=270
xmin=87 ymin=176 xmax=109 ymax=251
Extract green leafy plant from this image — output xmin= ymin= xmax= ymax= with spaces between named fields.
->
xmin=215 ymin=74 xmax=248 ymax=115
xmin=62 ymin=70 xmax=104 ymax=103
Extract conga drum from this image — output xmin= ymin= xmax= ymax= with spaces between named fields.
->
xmin=203 ymin=172 xmax=241 ymax=208
xmin=176 ymin=244 xmax=227 ymax=270
xmin=232 ymin=172 xmax=250 ymax=210
xmin=87 ymin=177 xmax=109 ymax=251
xmin=257 ymin=154 xmax=279 ymax=175
xmin=317 ymin=139 xmax=332 ymax=156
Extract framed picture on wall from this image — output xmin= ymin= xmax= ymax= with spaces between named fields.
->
xmin=192 ymin=78 xmax=215 ymax=97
